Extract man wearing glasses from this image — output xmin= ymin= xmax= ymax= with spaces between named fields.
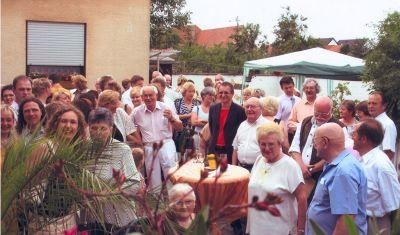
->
xmin=288 ymin=96 xmax=348 ymax=202
xmin=208 ymin=82 xmax=246 ymax=164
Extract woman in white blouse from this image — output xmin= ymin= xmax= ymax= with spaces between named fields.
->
xmin=247 ymin=122 xmax=307 ymax=235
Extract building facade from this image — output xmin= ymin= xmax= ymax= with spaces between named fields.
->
xmin=1 ymin=0 xmax=150 ymax=86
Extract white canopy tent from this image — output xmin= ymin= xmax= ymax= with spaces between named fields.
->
xmin=243 ymin=47 xmax=365 ymax=82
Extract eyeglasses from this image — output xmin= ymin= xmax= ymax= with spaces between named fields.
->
xmin=314 ymin=111 xmax=331 ymax=118
xmin=244 ymin=105 xmax=260 ymax=110
xmin=218 ymin=91 xmax=231 ymax=95
xmin=174 ymin=200 xmax=195 ymax=207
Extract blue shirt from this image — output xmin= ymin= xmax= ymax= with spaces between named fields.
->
xmin=306 ymin=149 xmax=367 ymax=235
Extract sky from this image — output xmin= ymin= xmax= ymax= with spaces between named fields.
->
xmin=184 ymin=0 xmax=400 ymax=42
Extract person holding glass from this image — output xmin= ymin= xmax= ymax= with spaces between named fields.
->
xmin=247 ymin=122 xmax=307 ymax=235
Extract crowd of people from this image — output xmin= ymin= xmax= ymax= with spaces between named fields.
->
xmin=1 ymin=72 xmax=399 ymax=234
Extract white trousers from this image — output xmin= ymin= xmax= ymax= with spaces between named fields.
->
xmin=143 ymin=139 xmax=177 ymax=190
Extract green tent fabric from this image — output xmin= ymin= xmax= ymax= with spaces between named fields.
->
xmin=243 ymin=47 xmax=365 ymax=81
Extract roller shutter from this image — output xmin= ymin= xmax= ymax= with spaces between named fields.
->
xmin=27 ymin=21 xmax=85 ymax=66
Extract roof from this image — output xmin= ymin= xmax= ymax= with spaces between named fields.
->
xmin=318 ymin=37 xmax=338 ymax=46
xmin=324 ymin=45 xmax=342 ymax=53
xmin=175 ymin=25 xmax=238 ymax=48
xmin=196 ymin=26 xmax=238 ymax=48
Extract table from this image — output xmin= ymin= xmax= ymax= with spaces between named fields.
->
xmin=168 ymin=160 xmax=250 ymax=223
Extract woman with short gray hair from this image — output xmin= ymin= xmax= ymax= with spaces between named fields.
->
xmin=191 ymin=87 xmax=215 ymax=153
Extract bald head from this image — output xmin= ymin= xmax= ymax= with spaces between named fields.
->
xmin=314 ymin=122 xmax=345 ymax=161
xmin=314 ymin=96 xmax=333 ymax=125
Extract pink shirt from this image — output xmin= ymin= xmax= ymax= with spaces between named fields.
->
xmin=287 ymin=99 xmax=314 ymax=131
xmin=132 ymin=101 xmax=179 ymax=143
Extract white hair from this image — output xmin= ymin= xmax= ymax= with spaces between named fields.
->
xmin=140 ymin=85 xmax=158 ymax=95
xmin=168 ymin=183 xmax=195 ymax=202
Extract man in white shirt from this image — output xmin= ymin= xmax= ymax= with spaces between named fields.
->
xmin=132 ymin=85 xmax=183 ymax=190
xmin=275 ymin=76 xmax=301 ymax=125
xmin=232 ymin=97 xmax=269 ymax=171
xmin=164 ymin=74 xmax=180 ymax=102
xmin=352 ymin=118 xmax=400 ymax=235
xmin=289 ymin=96 xmax=350 ymax=202
xmin=368 ymin=91 xmax=397 ymax=161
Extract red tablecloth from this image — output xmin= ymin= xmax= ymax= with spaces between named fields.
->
xmin=169 ymin=160 xmax=250 ymax=222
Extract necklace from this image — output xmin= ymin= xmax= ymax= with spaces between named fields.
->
xmin=263 ymin=163 xmax=273 ymax=174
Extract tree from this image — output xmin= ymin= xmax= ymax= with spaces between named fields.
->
xmin=271 ymin=7 xmax=320 ymax=55
xmin=362 ymin=11 xmax=400 ymax=131
xmin=150 ymin=0 xmax=191 ymax=49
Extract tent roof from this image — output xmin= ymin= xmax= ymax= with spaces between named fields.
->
xmin=244 ymin=47 xmax=365 ymax=80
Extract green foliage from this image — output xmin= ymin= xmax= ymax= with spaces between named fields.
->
xmin=330 ymin=82 xmax=352 ymax=119
xmin=362 ymin=11 xmax=400 ymax=133
xmin=175 ymin=23 xmax=267 ymax=74
xmin=271 ymin=7 xmax=321 ymax=55
xmin=150 ymin=0 xmax=191 ymax=48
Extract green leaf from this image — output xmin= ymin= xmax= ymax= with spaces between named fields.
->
xmin=309 ymin=219 xmax=326 ymax=235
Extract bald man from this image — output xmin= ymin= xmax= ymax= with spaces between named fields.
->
xmin=306 ymin=123 xmax=367 ymax=235
xmin=289 ymin=96 xmax=350 ymax=202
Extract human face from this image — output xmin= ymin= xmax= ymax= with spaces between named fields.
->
xmin=339 ymin=105 xmax=351 ymax=119
xmin=314 ymin=103 xmax=332 ymax=126
xmin=171 ymin=193 xmax=196 ymax=220
xmin=1 ymin=109 xmax=15 ymax=136
xmin=281 ymin=83 xmax=294 ymax=97
xmin=14 ymin=79 xmax=33 ymax=103
xmin=218 ymin=85 xmax=233 ymax=105
xmin=351 ymin=125 xmax=362 ymax=152
xmin=355 ymin=110 xmax=368 ymax=122
xmin=242 ymin=91 xmax=251 ymax=102
xmin=141 ymin=87 xmax=157 ymax=109
xmin=57 ymin=93 xmax=71 ymax=104
xmin=184 ymin=87 xmax=195 ymax=100
xmin=303 ymin=82 xmax=317 ymax=101
xmin=2 ymin=89 xmax=15 ymax=105
xmin=215 ymin=74 xmax=224 ymax=85
xmin=244 ymin=99 xmax=261 ymax=123
xmin=202 ymin=93 xmax=214 ymax=104
xmin=368 ymin=94 xmax=385 ymax=118
xmin=23 ymin=101 xmax=42 ymax=128
xmin=165 ymin=75 xmax=172 ymax=86
xmin=89 ymin=122 xmax=112 ymax=142
xmin=104 ymin=99 xmax=119 ymax=113
xmin=131 ymin=94 xmax=142 ymax=107
xmin=57 ymin=111 xmax=79 ymax=141
xmin=258 ymin=133 xmax=282 ymax=163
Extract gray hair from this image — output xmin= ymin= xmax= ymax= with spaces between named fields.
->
xmin=200 ymin=87 xmax=215 ymax=98
xmin=88 ymin=107 xmax=114 ymax=127
xmin=302 ymin=78 xmax=321 ymax=94
xmin=168 ymin=183 xmax=195 ymax=202
xmin=140 ymin=85 xmax=158 ymax=95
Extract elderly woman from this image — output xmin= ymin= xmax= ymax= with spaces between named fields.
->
xmin=97 ymin=90 xmax=140 ymax=145
xmin=339 ymin=99 xmax=357 ymax=135
xmin=191 ymin=87 xmax=215 ymax=152
xmin=85 ymin=107 xmax=140 ymax=233
xmin=247 ymin=122 xmax=306 ymax=235
xmin=174 ymin=82 xmax=201 ymax=151
xmin=162 ymin=183 xmax=197 ymax=234
xmin=16 ymin=97 xmax=46 ymax=139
